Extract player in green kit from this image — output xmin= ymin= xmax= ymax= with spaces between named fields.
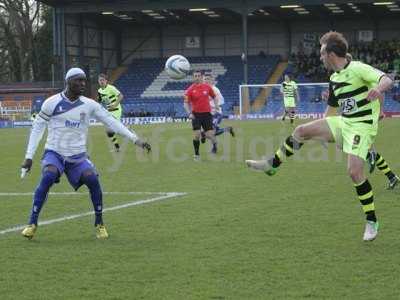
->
xmin=280 ymin=74 xmax=299 ymax=124
xmin=246 ymin=31 xmax=394 ymax=241
xmin=98 ymin=73 xmax=124 ymax=152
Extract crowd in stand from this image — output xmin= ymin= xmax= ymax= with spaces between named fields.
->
xmin=349 ymin=40 xmax=400 ymax=75
xmin=289 ymin=39 xmax=400 ymax=82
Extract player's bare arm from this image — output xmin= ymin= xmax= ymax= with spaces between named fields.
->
xmin=367 ymin=75 xmax=393 ymax=101
xmin=183 ymin=96 xmax=193 ymax=118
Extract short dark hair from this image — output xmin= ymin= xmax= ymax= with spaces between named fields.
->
xmin=320 ymin=31 xmax=348 ymax=58
xmin=98 ymin=73 xmax=108 ymax=80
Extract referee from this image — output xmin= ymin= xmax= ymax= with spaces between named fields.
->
xmin=184 ymin=70 xmax=219 ymax=160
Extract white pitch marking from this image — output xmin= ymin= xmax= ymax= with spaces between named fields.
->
xmin=0 ymin=191 xmax=183 ymax=197
xmin=0 ymin=192 xmax=187 ymax=235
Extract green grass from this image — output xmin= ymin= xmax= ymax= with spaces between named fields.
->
xmin=0 ymin=119 xmax=400 ymax=299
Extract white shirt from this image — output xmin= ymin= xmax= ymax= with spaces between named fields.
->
xmin=25 ymin=92 xmax=138 ymax=159
xmin=210 ymin=85 xmax=224 ymax=114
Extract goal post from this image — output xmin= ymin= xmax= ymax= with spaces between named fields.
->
xmin=238 ymin=82 xmax=329 ymax=119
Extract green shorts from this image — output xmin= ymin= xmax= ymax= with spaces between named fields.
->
xmin=109 ymin=108 xmax=122 ymax=120
xmin=284 ymin=98 xmax=296 ymax=108
xmin=326 ymin=116 xmax=377 ymax=161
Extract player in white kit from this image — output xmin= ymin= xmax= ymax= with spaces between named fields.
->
xmin=20 ymin=68 xmax=151 ymax=240
xmin=200 ymin=74 xmax=234 ymax=144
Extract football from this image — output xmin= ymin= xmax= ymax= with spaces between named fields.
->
xmin=165 ymin=55 xmax=190 ymax=79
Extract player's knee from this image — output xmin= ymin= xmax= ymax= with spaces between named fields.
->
xmin=81 ymin=171 xmax=100 ymax=189
xmin=44 ymin=165 xmax=58 ymax=174
xmin=40 ymin=166 xmax=59 ymax=186
xmin=294 ymin=124 xmax=307 ymax=139
xmin=347 ymin=166 xmax=364 ymax=182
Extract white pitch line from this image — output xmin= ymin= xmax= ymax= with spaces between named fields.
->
xmin=0 ymin=191 xmax=183 ymax=197
xmin=0 ymin=192 xmax=187 ymax=235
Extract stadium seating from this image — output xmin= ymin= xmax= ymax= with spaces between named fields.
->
xmin=266 ymin=62 xmax=400 ymax=116
xmin=115 ymin=55 xmax=280 ymax=117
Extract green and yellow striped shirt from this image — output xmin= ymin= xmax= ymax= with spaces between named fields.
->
xmin=98 ymin=84 xmax=122 ymax=112
xmin=282 ymin=81 xmax=298 ymax=101
xmin=328 ymin=61 xmax=385 ymax=129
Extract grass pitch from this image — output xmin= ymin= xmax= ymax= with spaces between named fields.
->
xmin=0 ymin=119 xmax=399 ymax=299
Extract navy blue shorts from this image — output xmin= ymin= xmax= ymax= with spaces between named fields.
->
xmin=41 ymin=150 xmax=97 ymax=190
xmin=213 ymin=113 xmax=223 ymax=129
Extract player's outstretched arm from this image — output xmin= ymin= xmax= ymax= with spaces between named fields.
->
xmin=21 ymin=114 xmax=48 ymax=176
xmin=93 ymin=104 xmax=151 ymax=152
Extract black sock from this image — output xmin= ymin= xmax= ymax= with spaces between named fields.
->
xmin=271 ymin=154 xmax=282 ymax=168
xmin=375 ymin=153 xmax=396 ymax=180
xmin=271 ymin=135 xmax=304 ymax=168
xmin=281 ymin=135 xmax=304 ymax=157
xmin=193 ymin=140 xmax=200 ymax=156
xmin=355 ymin=179 xmax=377 ymax=222
xmin=366 ymin=152 xmax=371 ymax=160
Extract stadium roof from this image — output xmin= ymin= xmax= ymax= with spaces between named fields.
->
xmin=38 ymin=0 xmax=400 ymax=24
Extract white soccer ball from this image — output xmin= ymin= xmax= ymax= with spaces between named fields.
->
xmin=165 ymin=55 xmax=190 ymax=80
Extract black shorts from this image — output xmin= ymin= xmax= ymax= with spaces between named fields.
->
xmin=192 ymin=112 xmax=213 ymax=131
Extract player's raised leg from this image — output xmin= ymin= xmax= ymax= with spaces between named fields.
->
xmin=213 ymin=113 xmax=235 ymax=137
xmin=246 ymin=118 xmax=335 ymax=175
xmin=370 ymin=151 xmax=399 ymax=189
xmin=366 ymin=148 xmax=377 ymax=173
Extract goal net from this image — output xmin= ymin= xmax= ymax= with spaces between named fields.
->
xmin=238 ymin=83 xmax=329 ymax=119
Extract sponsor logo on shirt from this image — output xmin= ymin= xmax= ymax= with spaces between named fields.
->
xmin=65 ymin=120 xmax=80 ymax=128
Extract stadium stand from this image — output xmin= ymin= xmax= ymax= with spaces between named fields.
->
xmin=115 ymin=55 xmax=280 ymax=117
xmin=288 ymin=40 xmax=400 ymax=82
xmin=267 ymin=40 xmax=400 ymax=116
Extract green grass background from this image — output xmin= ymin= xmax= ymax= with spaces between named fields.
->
xmin=0 ymin=119 xmax=399 ymax=299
